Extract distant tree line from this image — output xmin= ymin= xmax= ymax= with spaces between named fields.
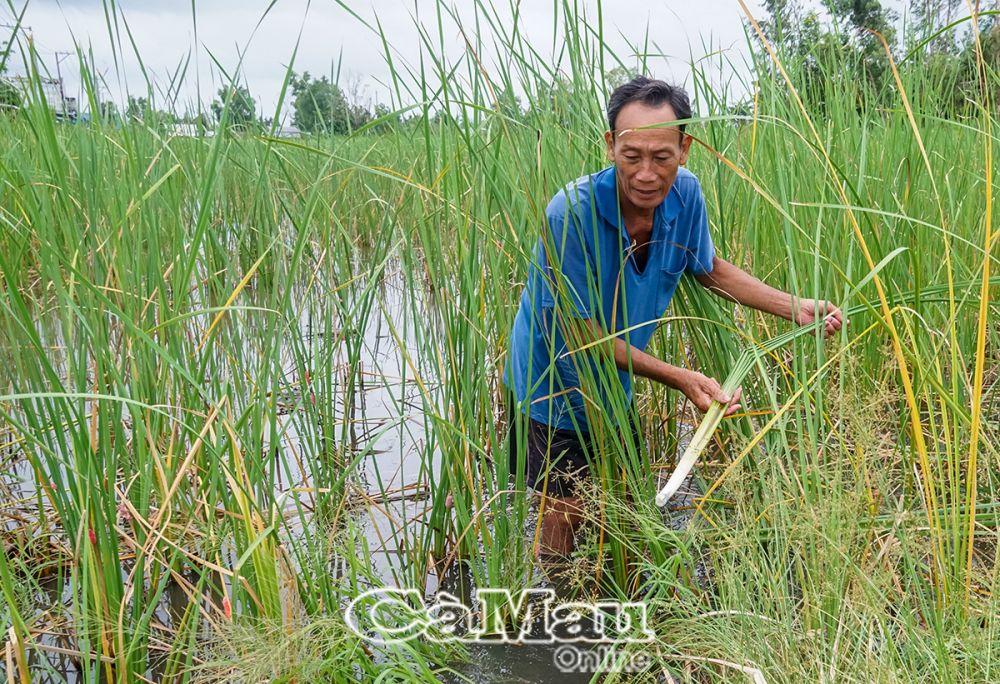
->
xmin=103 ymin=74 xmax=400 ymax=135
xmin=0 ymin=59 xmax=20 ymax=111
xmin=755 ymin=0 xmax=1000 ymax=115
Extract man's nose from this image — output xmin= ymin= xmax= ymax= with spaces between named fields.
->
xmin=635 ymin=161 xmax=657 ymax=181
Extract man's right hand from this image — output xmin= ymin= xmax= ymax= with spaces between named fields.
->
xmin=680 ymin=370 xmax=742 ymax=416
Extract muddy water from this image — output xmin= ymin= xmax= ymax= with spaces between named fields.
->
xmin=299 ymin=276 xmax=609 ymax=681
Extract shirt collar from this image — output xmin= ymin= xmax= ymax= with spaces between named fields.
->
xmin=593 ymin=164 xmax=685 ymax=238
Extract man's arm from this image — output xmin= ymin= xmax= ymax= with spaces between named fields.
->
xmin=561 ymin=315 xmax=742 ymax=415
xmin=693 ymin=256 xmax=844 ymax=337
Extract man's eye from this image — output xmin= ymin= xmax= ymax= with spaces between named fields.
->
xmin=655 ymin=156 xmax=670 ymax=162
xmin=624 ymin=155 xmax=640 ymax=162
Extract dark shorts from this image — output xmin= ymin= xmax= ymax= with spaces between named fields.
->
xmin=506 ymin=396 xmax=643 ymax=498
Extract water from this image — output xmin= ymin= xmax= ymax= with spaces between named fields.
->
xmin=1 ymin=268 xmax=701 ymax=683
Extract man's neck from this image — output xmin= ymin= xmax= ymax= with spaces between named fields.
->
xmin=617 ymin=186 xmax=655 ymax=240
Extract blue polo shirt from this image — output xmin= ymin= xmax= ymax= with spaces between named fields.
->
xmin=504 ymin=164 xmax=715 ymax=432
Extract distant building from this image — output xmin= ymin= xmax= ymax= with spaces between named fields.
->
xmin=6 ymin=76 xmax=77 ymax=119
xmin=166 ymin=122 xmax=299 ymax=138
xmin=275 ymin=124 xmax=301 ymax=138
xmin=168 ymin=123 xmax=197 ymax=137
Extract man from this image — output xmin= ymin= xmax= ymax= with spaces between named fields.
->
xmin=503 ymin=76 xmax=843 ymax=557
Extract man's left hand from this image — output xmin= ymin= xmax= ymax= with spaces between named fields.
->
xmin=794 ymin=299 xmax=844 ymax=338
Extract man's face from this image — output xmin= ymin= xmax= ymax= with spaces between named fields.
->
xmin=604 ymin=101 xmax=691 ymax=212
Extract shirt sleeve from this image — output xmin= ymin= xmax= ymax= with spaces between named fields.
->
xmin=537 ymin=198 xmax=596 ymax=319
xmin=685 ymin=188 xmax=716 ymax=275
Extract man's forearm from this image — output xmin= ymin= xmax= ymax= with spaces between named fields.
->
xmin=694 ymin=256 xmax=796 ymax=320
xmin=560 ymin=314 xmax=740 ymax=414
xmin=610 ymin=335 xmax=690 ymax=387
xmin=568 ymin=316 xmax=689 ymax=389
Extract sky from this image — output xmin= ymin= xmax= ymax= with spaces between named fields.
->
xmin=2 ymin=0 xmax=773 ymax=120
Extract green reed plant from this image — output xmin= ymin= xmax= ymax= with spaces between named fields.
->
xmin=0 ymin=34 xmax=456 ymax=681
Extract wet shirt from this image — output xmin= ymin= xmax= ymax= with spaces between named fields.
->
xmin=504 ymin=164 xmax=716 ymax=432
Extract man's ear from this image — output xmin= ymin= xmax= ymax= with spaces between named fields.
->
xmin=604 ymin=130 xmax=615 ymax=163
xmin=679 ymin=132 xmax=693 ymax=165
